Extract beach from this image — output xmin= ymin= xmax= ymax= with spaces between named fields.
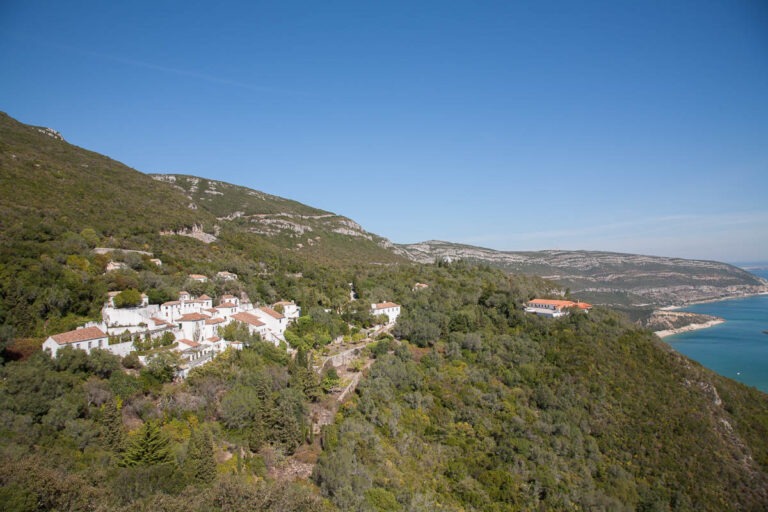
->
xmin=654 ymin=318 xmax=725 ymax=338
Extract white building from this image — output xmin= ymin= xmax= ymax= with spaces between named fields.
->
xmin=42 ymin=326 xmax=109 ymax=357
xmin=273 ymin=301 xmax=301 ymax=321
xmin=178 ymin=312 xmax=208 ymax=341
xmin=253 ymin=306 xmax=288 ymax=342
xmin=371 ymin=302 xmax=401 ymax=324
xmin=524 ymin=299 xmax=592 ymax=318
xmin=231 ymin=311 xmax=268 ymax=340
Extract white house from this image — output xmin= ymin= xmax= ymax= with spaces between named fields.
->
xmin=273 ymin=301 xmax=301 ymax=321
xmin=253 ymin=306 xmax=288 ymax=341
xmin=160 ymin=300 xmax=183 ymax=322
xmin=43 ymin=326 xmax=109 ymax=357
xmin=220 ymin=294 xmax=240 ymax=307
xmin=188 ymin=274 xmax=208 ymax=283
xmin=204 ymin=316 xmax=228 ymax=339
xmin=215 ymin=301 xmax=238 ymax=320
xmin=178 ymin=312 xmax=208 ymax=341
xmin=371 ymin=302 xmax=401 ymax=324
xmin=524 ymin=299 xmax=592 ymax=318
xmin=231 ymin=311 xmax=268 ymax=339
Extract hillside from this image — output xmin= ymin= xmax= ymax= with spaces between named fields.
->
xmin=1 ymin=112 xmax=768 ymax=510
xmin=0 ymin=112 xmax=404 ymax=339
xmin=152 ymin=173 xmax=407 ymax=264
xmin=401 ymin=240 xmax=768 ymax=308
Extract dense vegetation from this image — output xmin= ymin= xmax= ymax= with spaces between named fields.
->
xmin=2 ymin=112 xmax=768 ymax=510
xmin=316 ymin=263 xmax=768 ymax=510
xmin=0 ymin=341 xmax=335 ymax=511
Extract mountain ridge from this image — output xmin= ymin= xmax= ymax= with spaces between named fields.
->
xmin=399 ymin=240 xmax=768 ymax=308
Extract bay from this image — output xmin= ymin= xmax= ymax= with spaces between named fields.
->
xmin=666 ymin=268 xmax=768 ymax=392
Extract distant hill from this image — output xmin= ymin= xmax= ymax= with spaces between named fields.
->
xmin=401 ymin=240 xmax=768 ymax=308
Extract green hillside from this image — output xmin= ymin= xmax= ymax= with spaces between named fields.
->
xmin=0 ymin=113 xmax=403 ymax=340
xmin=154 ymin=173 xmax=407 ymax=265
xmin=1 ymin=112 xmax=768 ymax=510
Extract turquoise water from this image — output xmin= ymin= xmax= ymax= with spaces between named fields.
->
xmin=666 ymin=269 xmax=768 ymax=392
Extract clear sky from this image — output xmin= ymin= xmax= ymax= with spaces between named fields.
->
xmin=2 ymin=1 xmax=767 ymax=262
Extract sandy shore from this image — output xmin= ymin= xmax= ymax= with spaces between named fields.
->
xmin=655 ymin=319 xmax=726 ymax=339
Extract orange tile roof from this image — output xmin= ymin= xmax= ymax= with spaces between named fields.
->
xmin=372 ymin=302 xmax=400 ymax=310
xmin=198 ymin=294 xmax=212 ymax=300
xmin=50 ymin=326 xmax=107 ymax=345
xmin=179 ymin=313 xmax=208 ymax=322
xmin=178 ymin=339 xmax=199 ymax=348
xmin=258 ymin=306 xmax=284 ymax=319
xmin=205 ymin=317 xmax=226 ymax=325
xmin=232 ymin=312 xmax=266 ymax=327
xmin=527 ymin=299 xmax=592 ymax=310
xmin=217 ymin=302 xmax=237 ymax=309
xmin=162 ymin=300 xmax=181 ymax=306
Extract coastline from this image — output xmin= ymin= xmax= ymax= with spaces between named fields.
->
xmin=655 ymin=319 xmax=725 ymax=339
xmin=659 ymin=290 xmax=768 ymax=312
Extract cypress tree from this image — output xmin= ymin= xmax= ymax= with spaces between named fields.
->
xmin=101 ymin=397 xmax=126 ymax=452
xmin=121 ymin=420 xmax=173 ymax=467
xmin=183 ymin=428 xmax=216 ymax=484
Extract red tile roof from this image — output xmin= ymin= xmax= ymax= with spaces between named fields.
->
xmin=527 ymin=299 xmax=592 ymax=310
xmin=217 ymin=302 xmax=237 ymax=309
xmin=179 ymin=313 xmax=208 ymax=322
xmin=231 ymin=312 xmax=266 ymax=327
xmin=258 ymin=306 xmax=284 ymax=319
xmin=198 ymin=294 xmax=212 ymax=300
xmin=205 ymin=317 xmax=226 ymax=325
xmin=50 ymin=326 xmax=107 ymax=345
xmin=162 ymin=300 xmax=181 ymax=306
xmin=178 ymin=339 xmax=200 ymax=348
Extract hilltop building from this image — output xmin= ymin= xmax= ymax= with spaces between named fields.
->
xmin=524 ymin=299 xmax=592 ymax=318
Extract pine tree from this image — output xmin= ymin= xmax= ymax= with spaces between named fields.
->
xmin=121 ymin=420 xmax=173 ymax=467
xmin=183 ymin=428 xmax=216 ymax=484
xmin=101 ymin=397 xmax=126 ymax=452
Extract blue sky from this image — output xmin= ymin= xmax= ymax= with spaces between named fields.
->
xmin=1 ymin=1 xmax=767 ymax=262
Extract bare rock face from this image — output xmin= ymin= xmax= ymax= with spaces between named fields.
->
xmin=36 ymin=127 xmax=64 ymax=141
xmin=160 ymin=224 xmax=218 ymax=243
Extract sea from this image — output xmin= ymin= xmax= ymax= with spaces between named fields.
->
xmin=665 ymin=268 xmax=768 ymax=392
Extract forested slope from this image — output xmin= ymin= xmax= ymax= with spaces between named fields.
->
xmin=315 ymin=263 xmax=768 ymax=511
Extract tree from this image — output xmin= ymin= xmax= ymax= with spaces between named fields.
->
xmin=101 ymin=397 xmax=126 ymax=452
xmin=183 ymin=428 xmax=216 ymax=484
xmin=122 ymin=420 xmax=173 ymax=467
xmin=113 ymin=288 xmax=142 ymax=309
